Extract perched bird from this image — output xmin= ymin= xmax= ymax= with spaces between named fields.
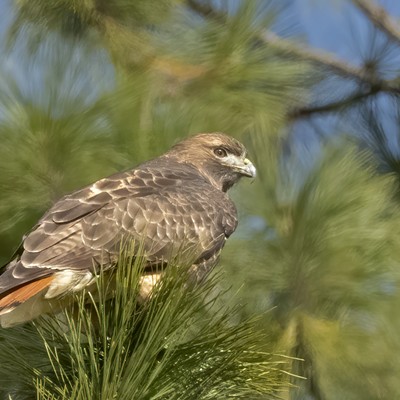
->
xmin=0 ymin=133 xmax=255 ymax=327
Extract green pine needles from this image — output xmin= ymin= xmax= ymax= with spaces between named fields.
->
xmin=0 ymin=243 xmax=285 ymax=399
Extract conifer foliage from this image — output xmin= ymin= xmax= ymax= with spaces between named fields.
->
xmin=0 ymin=246 xmax=284 ymax=399
xmin=2 ymin=0 xmax=400 ymax=399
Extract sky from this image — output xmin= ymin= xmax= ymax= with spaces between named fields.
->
xmin=295 ymin=0 xmax=400 ymax=62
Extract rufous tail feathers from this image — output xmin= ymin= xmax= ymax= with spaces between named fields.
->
xmin=0 ymin=276 xmax=54 ymax=313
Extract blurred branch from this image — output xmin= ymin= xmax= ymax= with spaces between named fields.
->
xmin=261 ymin=30 xmax=382 ymax=84
xmin=186 ymin=0 xmax=225 ymax=23
xmin=186 ymin=0 xmax=399 ymax=88
xmin=351 ymin=0 xmax=400 ymax=44
xmin=287 ymin=86 xmax=381 ymax=120
xmin=101 ymin=15 xmax=207 ymax=81
xmin=186 ymin=0 xmax=400 ymax=120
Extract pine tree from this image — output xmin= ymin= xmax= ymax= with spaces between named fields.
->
xmin=2 ymin=0 xmax=400 ymax=399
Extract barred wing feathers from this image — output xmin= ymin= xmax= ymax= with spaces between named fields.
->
xmin=0 ymin=159 xmax=238 ymax=312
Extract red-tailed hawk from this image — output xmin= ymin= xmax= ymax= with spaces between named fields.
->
xmin=0 ymin=133 xmax=255 ymax=327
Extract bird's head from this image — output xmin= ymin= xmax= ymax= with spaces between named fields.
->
xmin=168 ymin=133 xmax=256 ymax=192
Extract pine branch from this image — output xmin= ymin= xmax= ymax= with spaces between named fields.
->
xmin=0 ymin=245 xmax=286 ymax=399
xmin=351 ymin=0 xmax=400 ymax=45
xmin=261 ymin=30 xmax=379 ymax=84
xmin=287 ymin=85 xmax=382 ymax=120
xmin=9 ymin=1 xmax=209 ymax=84
xmin=186 ymin=0 xmax=400 ymax=109
xmin=186 ymin=0 xmax=225 ymax=23
xmin=100 ymin=15 xmax=207 ymax=81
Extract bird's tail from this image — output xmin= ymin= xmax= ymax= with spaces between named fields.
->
xmin=0 ymin=276 xmax=54 ymax=315
xmin=0 ymin=263 xmax=55 ymax=328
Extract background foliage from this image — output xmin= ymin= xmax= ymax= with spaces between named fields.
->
xmin=1 ymin=0 xmax=400 ymax=399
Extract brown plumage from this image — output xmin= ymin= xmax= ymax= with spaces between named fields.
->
xmin=0 ymin=133 xmax=256 ymax=327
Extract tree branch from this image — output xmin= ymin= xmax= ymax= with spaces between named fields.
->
xmin=351 ymin=0 xmax=400 ymax=44
xmin=261 ymin=30 xmax=390 ymax=86
xmin=287 ymin=86 xmax=381 ymax=120
xmin=186 ymin=0 xmax=400 ymax=92
xmin=186 ymin=0 xmax=225 ymax=23
xmin=186 ymin=0 xmax=400 ymax=120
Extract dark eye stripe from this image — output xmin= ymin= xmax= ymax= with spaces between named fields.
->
xmin=228 ymin=144 xmax=244 ymax=156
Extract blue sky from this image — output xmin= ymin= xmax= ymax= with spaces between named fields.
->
xmin=295 ymin=0 xmax=400 ymax=61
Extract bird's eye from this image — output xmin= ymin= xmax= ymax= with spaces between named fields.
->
xmin=214 ymin=147 xmax=227 ymax=158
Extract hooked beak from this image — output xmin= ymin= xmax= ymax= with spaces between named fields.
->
xmin=225 ymin=154 xmax=256 ymax=178
xmin=223 ymin=154 xmax=257 ymax=178
xmin=240 ymin=158 xmax=257 ymax=178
